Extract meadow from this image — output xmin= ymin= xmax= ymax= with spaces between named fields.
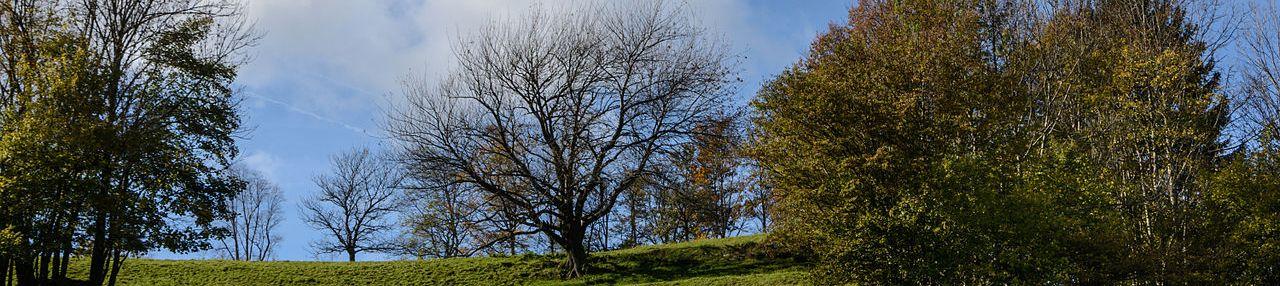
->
xmin=62 ymin=235 xmax=809 ymax=285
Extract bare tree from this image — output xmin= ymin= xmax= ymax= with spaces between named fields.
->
xmin=215 ymin=166 xmax=285 ymax=261
xmin=301 ymin=148 xmax=403 ymax=262
xmin=394 ymin=147 xmax=547 ymax=259
xmin=1242 ymin=1 xmax=1280 ymax=145
xmin=385 ymin=1 xmax=735 ymax=276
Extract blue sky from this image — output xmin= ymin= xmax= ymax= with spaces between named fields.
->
xmin=148 ymin=0 xmax=1277 ymax=262
xmin=147 ymin=0 xmax=854 ymax=261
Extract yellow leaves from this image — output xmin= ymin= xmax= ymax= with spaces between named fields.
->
xmin=1114 ymin=46 xmax=1185 ymax=90
xmin=0 ymin=226 xmax=18 ymax=254
xmin=0 ymin=169 xmax=12 ymax=192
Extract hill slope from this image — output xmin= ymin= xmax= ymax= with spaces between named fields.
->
xmin=65 ymin=235 xmax=811 ymax=285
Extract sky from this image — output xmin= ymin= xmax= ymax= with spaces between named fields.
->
xmin=147 ymin=0 xmax=854 ymax=261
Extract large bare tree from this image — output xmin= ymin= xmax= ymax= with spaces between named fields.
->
xmin=301 ymin=148 xmax=403 ymax=262
xmin=386 ymin=2 xmax=735 ymax=276
xmin=215 ymin=166 xmax=284 ymax=261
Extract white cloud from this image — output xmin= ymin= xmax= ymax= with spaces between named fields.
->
xmin=231 ymin=0 xmax=800 ymax=120
xmin=233 ymin=0 xmax=538 ymax=119
xmin=240 ymin=150 xmax=282 ymax=181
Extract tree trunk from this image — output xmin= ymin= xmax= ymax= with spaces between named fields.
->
xmin=1 ymin=256 xmax=8 ymax=286
xmin=57 ymin=240 xmax=71 ymax=283
xmin=39 ymin=250 xmax=52 ymax=283
xmin=628 ymin=199 xmax=639 ymax=247
xmin=13 ymin=257 xmax=33 ymax=286
xmin=558 ymin=225 xmax=589 ymax=278
xmin=107 ymin=251 xmax=123 ymax=286
xmin=347 ymin=250 xmax=356 ymax=262
xmin=562 ymin=242 xmax=589 ymax=278
xmin=88 ymin=213 xmax=108 ymax=285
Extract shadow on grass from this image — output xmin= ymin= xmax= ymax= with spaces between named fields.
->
xmin=576 ymin=239 xmax=811 ymax=284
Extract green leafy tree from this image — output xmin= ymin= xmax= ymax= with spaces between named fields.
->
xmin=753 ymin=0 xmax=1233 ymax=283
xmin=1018 ymin=1 xmax=1230 ymax=282
xmin=0 ymin=12 xmax=107 ymax=283
xmin=0 ymin=1 xmax=254 ymax=284
xmin=1212 ymin=4 xmax=1280 ymax=282
xmin=752 ymin=1 xmax=1027 ymax=283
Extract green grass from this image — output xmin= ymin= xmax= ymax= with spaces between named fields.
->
xmin=63 ymin=235 xmax=811 ymax=285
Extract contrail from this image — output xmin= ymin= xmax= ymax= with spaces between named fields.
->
xmin=241 ymin=91 xmax=375 ymax=137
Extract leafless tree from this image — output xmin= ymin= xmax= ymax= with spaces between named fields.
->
xmin=385 ymin=1 xmax=735 ymax=276
xmin=215 ymin=166 xmax=285 ymax=261
xmin=1242 ymin=1 xmax=1280 ymax=146
xmin=300 ymin=148 xmax=403 ymax=262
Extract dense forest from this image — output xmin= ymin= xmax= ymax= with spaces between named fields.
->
xmin=2 ymin=0 xmax=1280 ymax=285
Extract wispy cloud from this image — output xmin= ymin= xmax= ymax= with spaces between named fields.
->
xmin=242 ymin=91 xmax=373 ymax=137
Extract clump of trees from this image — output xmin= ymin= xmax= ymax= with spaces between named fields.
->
xmin=752 ymin=0 xmax=1280 ymax=284
xmin=0 ymin=0 xmax=255 ymax=285
xmin=391 ymin=162 xmax=541 ymax=259
xmin=647 ymin=116 xmax=752 ymax=242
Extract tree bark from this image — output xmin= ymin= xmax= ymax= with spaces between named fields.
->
xmin=1 ymin=256 xmax=8 ymax=286
xmin=558 ymin=225 xmax=589 ymax=278
xmin=57 ymin=240 xmax=71 ymax=284
xmin=107 ymin=251 xmax=123 ymax=286
xmin=13 ymin=257 xmax=33 ymax=286
xmin=88 ymin=213 xmax=107 ymax=285
xmin=562 ymin=243 xmax=589 ymax=278
xmin=38 ymin=251 xmax=50 ymax=283
xmin=346 ymin=250 xmax=356 ymax=262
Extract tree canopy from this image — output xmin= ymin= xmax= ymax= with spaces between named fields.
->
xmin=0 ymin=0 xmax=254 ymax=284
xmin=752 ymin=0 xmax=1275 ymax=284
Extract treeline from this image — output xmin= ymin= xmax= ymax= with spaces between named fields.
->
xmin=6 ymin=0 xmax=1280 ymax=285
xmin=300 ymin=2 xmax=765 ymax=277
xmin=0 ymin=0 xmax=255 ymax=285
xmin=381 ymin=114 xmax=764 ymax=259
xmin=753 ymin=0 xmax=1280 ymax=284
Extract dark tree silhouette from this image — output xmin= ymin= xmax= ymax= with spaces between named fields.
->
xmin=301 ymin=148 xmax=403 ymax=262
xmin=386 ymin=1 xmax=735 ymax=276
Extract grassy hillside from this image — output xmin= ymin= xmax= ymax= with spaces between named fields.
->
xmin=64 ymin=235 xmax=811 ymax=285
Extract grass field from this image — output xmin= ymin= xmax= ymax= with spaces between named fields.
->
xmin=62 ymin=235 xmax=812 ymax=285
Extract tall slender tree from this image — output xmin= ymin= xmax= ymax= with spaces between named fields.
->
xmin=651 ymin=116 xmax=749 ymax=241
